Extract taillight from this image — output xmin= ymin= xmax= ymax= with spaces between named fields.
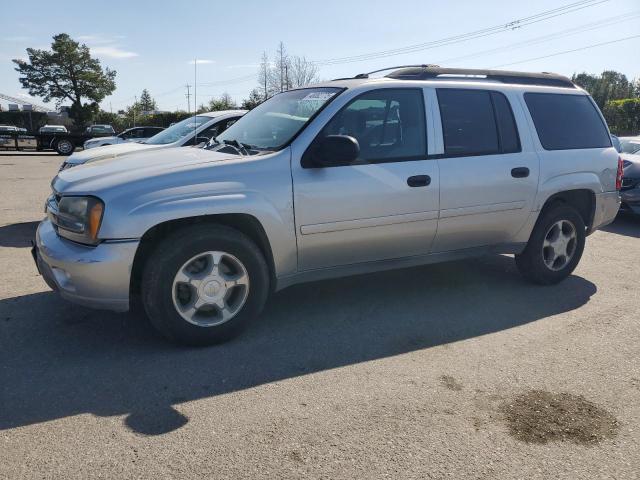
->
xmin=616 ymin=156 xmax=624 ymax=191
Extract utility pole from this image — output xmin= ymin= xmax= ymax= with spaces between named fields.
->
xmin=185 ymin=84 xmax=192 ymax=113
xmin=133 ymin=95 xmax=137 ymax=127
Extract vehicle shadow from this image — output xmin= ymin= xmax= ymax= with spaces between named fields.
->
xmin=601 ymin=214 xmax=640 ymax=238
xmin=0 ymin=255 xmax=597 ymax=436
xmin=0 ymin=221 xmax=39 ymax=248
xmin=0 ymin=152 xmax=62 ymax=156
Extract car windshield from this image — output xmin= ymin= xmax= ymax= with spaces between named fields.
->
xmin=212 ymin=87 xmax=342 ymax=153
xmin=145 ymin=116 xmax=211 ymax=145
xmin=620 ymin=140 xmax=640 ymax=155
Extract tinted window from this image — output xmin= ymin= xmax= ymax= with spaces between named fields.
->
xmin=145 ymin=127 xmax=163 ymax=137
xmin=491 ymin=92 xmax=520 ymax=153
xmin=437 ymin=89 xmax=499 ymax=156
xmin=316 ymin=88 xmax=426 ymax=164
xmin=524 ymin=93 xmax=611 ymax=150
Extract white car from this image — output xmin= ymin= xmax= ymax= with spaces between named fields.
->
xmin=61 ymin=110 xmax=246 ymax=170
xmin=83 ymin=126 xmax=165 ymax=150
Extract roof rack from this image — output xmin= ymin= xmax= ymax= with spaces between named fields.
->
xmin=385 ymin=66 xmax=575 ymax=88
xmin=332 ymin=64 xmax=441 ymax=81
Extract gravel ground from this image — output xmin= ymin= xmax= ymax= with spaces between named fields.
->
xmin=1 ymin=152 xmax=639 ymax=479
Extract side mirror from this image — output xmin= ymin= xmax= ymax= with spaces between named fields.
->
xmin=304 ymin=135 xmax=360 ymax=168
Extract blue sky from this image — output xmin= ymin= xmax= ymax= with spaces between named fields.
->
xmin=1 ymin=0 xmax=639 ymax=112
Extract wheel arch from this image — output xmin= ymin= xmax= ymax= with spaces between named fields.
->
xmin=539 ymin=189 xmax=596 ymax=232
xmin=129 ymin=213 xmax=277 ymax=303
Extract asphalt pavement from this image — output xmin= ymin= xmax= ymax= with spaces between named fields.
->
xmin=1 ymin=152 xmax=639 ymax=479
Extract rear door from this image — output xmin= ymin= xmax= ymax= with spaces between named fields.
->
xmin=431 ymin=87 xmax=539 ymax=252
xmin=291 ymin=88 xmax=440 ymax=270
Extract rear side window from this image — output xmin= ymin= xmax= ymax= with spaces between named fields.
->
xmin=437 ymin=89 xmax=520 ymax=157
xmin=524 ymin=93 xmax=611 ymax=150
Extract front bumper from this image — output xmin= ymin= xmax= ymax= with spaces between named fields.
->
xmin=590 ymin=191 xmax=621 ymax=231
xmin=34 ymin=219 xmax=139 ymax=312
xmin=620 ymin=188 xmax=640 ymax=215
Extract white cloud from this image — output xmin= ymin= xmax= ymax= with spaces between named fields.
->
xmin=188 ymin=59 xmax=215 ymax=65
xmin=90 ymin=46 xmax=138 ymax=59
xmin=78 ymin=34 xmax=138 ymax=59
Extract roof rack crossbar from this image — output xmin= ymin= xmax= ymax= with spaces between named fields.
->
xmin=385 ymin=66 xmax=575 ymax=88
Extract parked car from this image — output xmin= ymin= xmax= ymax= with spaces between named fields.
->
xmin=83 ymin=126 xmax=165 ymax=149
xmin=618 ymin=137 xmax=640 ymax=155
xmin=619 ymin=149 xmax=640 ymax=215
xmin=34 ymin=66 xmax=621 ymax=345
xmin=39 ymin=125 xmax=68 ymax=134
xmin=59 ymin=110 xmax=246 ymax=170
xmin=2 ymin=124 xmax=112 ymax=154
xmin=84 ymin=124 xmax=115 ymax=136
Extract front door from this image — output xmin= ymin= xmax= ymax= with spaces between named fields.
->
xmin=291 ymin=88 xmax=440 ymax=270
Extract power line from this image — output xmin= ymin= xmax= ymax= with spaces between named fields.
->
xmin=314 ymin=0 xmax=609 ymax=65
xmin=432 ymin=11 xmax=640 ymax=67
xmin=490 ymin=34 xmax=640 ymax=68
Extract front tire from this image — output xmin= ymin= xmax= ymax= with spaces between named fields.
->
xmin=141 ymin=224 xmax=270 ymax=346
xmin=515 ymin=204 xmax=586 ymax=285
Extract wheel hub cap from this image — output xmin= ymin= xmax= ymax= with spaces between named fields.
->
xmin=171 ymin=251 xmax=250 ymax=327
xmin=542 ymin=219 xmax=577 ymax=271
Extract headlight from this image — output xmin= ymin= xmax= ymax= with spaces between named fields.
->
xmin=55 ymin=196 xmax=104 ymax=245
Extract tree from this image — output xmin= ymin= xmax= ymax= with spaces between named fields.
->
xmin=572 ymin=71 xmax=637 ymax=109
xmin=138 ymin=89 xmax=157 ymax=112
xmin=258 ymin=51 xmax=270 ymax=101
xmin=269 ymin=41 xmax=289 ymax=94
xmin=287 ymin=55 xmax=319 ymax=88
xmin=207 ymin=93 xmax=236 ymax=111
xmin=603 ymin=98 xmax=640 ymax=135
xmin=256 ymin=43 xmax=320 ymax=100
xmin=241 ymin=88 xmax=264 ymax=110
xmin=13 ymin=33 xmax=116 ymax=127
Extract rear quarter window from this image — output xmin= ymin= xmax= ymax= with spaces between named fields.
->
xmin=524 ymin=93 xmax=611 ymax=150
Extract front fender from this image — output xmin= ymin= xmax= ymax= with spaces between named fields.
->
xmin=97 ymin=152 xmax=297 ymax=277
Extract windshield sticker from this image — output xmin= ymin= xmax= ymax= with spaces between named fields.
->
xmin=301 ymin=91 xmax=336 ymax=101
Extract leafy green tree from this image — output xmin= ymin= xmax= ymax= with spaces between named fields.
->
xmin=572 ymin=71 xmax=637 ymax=109
xmin=603 ymin=98 xmax=640 ymax=135
xmin=207 ymin=93 xmax=236 ymax=111
xmin=241 ymin=88 xmax=264 ymax=110
xmin=13 ymin=33 xmax=116 ymax=127
xmin=138 ymin=89 xmax=157 ymax=112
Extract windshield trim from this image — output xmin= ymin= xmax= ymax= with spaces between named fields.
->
xmin=216 ymin=87 xmax=346 ymax=154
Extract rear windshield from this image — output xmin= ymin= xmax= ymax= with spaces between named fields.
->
xmin=524 ymin=93 xmax=611 ymax=150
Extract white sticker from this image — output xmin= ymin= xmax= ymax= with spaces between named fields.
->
xmin=301 ymin=91 xmax=336 ymax=101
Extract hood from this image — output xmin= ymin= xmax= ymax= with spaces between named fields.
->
xmin=54 ymin=147 xmax=243 ymax=194
xmin=66 ymin=141 xmax=158 ymax=165
xmin=85 ymin=135 xmax=120 ymax=145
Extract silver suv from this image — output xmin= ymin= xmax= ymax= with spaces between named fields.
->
xmin=34 ymin=66 xmax=622 ymax=345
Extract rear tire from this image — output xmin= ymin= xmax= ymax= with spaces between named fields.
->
xmin=141 ymin=224 xmax=270 ymax=346
xmin=515 ymin=204 xmax=586 ymax=285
